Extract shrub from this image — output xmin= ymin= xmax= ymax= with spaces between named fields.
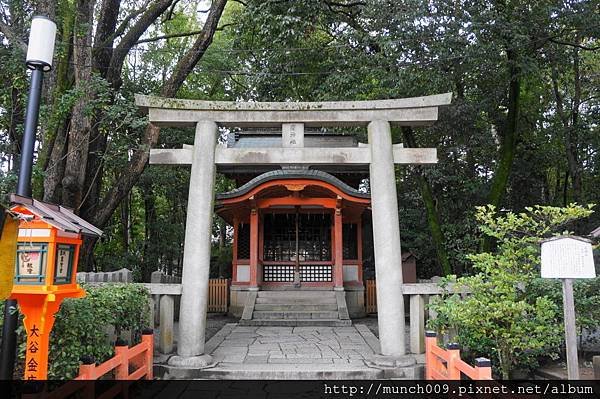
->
xmin=528 ymin=276 xmax=600 ymax=350
xmin=1 ymin=283 xmax=150 ymax=379
xmin=428 ymin=204 xmax=594 ymax=379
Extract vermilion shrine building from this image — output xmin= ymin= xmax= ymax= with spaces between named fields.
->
xmin=216 ymin=144 xmax=371 ymax=318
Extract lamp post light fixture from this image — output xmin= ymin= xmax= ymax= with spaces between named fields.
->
xmin=19 ymin=15 xmax=57 ymax=197
xmin=0 ymin=15 xmax=57 ymax=380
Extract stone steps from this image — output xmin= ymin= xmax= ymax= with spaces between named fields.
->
xmin=239 ymin=318 xmax=352 ymax=327
xmin=253 ymin=303 xmax=338 ymax=311
xmin=242 ymin=290 xmax=349 ymax=327
xmin=252 ymin=310 xmax=340 ymax=320
xmin=255 ymin=297 xmax=337 ymax=305
xmin=256 ymin=290 xmax=334 ymax=297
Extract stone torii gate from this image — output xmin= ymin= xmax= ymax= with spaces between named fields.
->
xmin=136 ymin=93 xmax=452 ymax=368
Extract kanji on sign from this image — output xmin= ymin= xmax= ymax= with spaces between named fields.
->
xmin=29 ymin=341 xmax=39 ymax=353
xmin=27 ymin=358 xmax=38 ymax=372
xmin=29 ymin=324 xmax=40 ymax=337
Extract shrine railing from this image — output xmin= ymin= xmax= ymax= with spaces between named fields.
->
xmin=425 ymin=331 xmax=492 ymax=380
xmin=20 ymin=333 xmax=153 ymax=399
xmin=76 ymin=330 xmax=153 ymax=380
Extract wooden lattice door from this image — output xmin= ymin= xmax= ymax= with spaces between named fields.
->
xmin=262 ymin=212 xmax=332 ymax=284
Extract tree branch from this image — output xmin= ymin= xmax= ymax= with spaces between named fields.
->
xmin=96 ymin=1 xmax=150 ymax=50
xmin=135 ymin=22 xmax=235 ymax=45
xmin=106 ymin=0 xmax=174 ymax=87
xmin=162 ymin=0 xmax=228 ymax=96
xmin=324 ymin=1 xmax=366 ymax=8
xmin=161 ymin=0 xmax=182 ymax=23
xmin=94 ymin=0 xmax=229 ymax=229
xmin=92 ymin=0 xmax=121 ymax=74
xmin=549 ymin=38 xmax=600 ymax=51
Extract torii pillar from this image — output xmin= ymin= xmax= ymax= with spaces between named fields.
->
xmin=168 ymin=121 xmax=217 ymax=368
xmin=137 ymin=93 xmax=452 ymax=370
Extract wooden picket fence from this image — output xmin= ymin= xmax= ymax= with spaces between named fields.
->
xmin=208 ymin=278 xmax=229 ymax=312
xmin=365 ymin=279 xmax=377 ymax=313
xmin=425 ymin=331 xmax=492 ymax=380
xmin=76 ymin=330 xmax=154 ymax=380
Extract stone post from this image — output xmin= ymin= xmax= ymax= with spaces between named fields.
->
xmin=410 ymin=294 xmax=425 ymax=354
xmin=169 ymin=121 xmax=217 ymax=368
xmin=159 ymin=295 xmax=174 ymax=354
xmin=368 ymin=120 xmax=406 ymax=356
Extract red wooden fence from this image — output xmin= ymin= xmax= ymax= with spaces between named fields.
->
xmin=208 ymin=278 xmax=229 ymax=312
xmin=76 ymin=329 xmax=153 ymax=380
xmin=425 ymin=331 xmax=492 ymax=380
xmin=23 ymin=330 xmax=154 ymax=399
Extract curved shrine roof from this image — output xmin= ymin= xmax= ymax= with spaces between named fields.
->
xmin=216 ymin=169 xmax=370 ymax=200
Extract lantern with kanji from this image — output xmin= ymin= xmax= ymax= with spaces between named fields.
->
xmin=8 ymin=194 xmax=102 ymax=380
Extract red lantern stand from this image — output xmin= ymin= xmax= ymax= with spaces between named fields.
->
xmin=9 ymin=195 xmax=102 ymax=380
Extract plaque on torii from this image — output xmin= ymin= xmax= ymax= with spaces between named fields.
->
xmin=135 ymin=93 xmax=451 ymax=366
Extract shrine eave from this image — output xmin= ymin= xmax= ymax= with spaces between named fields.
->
xmin=216 ymin=169 xmax=370 ymax=201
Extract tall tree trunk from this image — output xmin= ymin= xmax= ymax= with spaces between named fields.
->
xmin=487 ymin=49 xmax=521 ymax=209
xmin=482 ymin=48 xmax=521 ymax=252
xmin=7 ymin=86 xmax=24 ymax=172
xmin=550 ymin=43 xmax=584 ymax=204
xmin=79 ymin=0 xmax=122 ymax=221
xmin=566 ymin=46 xmax=582 ymax=203
xmin=41 ymin=3 xmax=75 ymax=202
xmin=402 ymin=127 xmax=452 ymax=276
xmin=61 ymin=0 xmax=96 ymax=208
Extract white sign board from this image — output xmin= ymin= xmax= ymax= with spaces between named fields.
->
xmin=541 ymin=237 xmax=596 ymax=279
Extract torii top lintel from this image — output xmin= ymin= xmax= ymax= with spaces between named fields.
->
xmin=135 ymin=93 xmax=452 ymax=128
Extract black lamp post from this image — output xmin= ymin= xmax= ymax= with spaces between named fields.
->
xmin=0 ymin=15 xmax=56 ymax=380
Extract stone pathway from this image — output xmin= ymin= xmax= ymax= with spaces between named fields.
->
xmin=156 ymin=323 xmax=422 ymax=379
xmin=155 ymin=318 xmax=422 ymax=379
xmin=207 ymin=324 xmax=379 ymax=366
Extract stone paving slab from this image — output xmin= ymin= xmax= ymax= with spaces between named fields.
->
xmin=188 ymin=323 xmax=401 ymax=379
xmin=208 ymin=324 xmax=379 ymax=366
xmin=155 ymin=320 xmax=424 ymax=380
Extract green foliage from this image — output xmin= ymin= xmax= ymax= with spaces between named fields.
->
xmin=0 ymin=284 xmax=150 ymax=379
xmin=529 ymin=276 xmax=600 ymax=346
xmin=48 ymin=283 xmax=150 ymax=379
xmin=428 ymin=204 xmax=594 ymax=379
